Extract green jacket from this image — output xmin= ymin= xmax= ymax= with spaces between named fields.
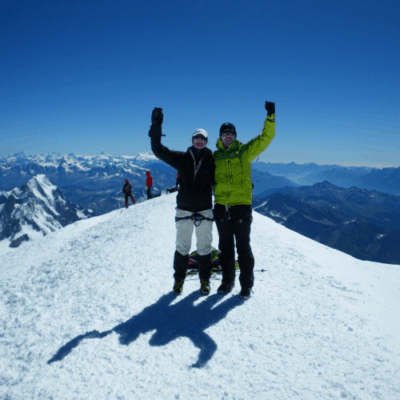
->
xmin=213 ymin=115 xmax=275 ymax=206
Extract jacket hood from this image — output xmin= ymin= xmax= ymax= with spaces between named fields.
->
xmin=146 ymin=171 xmax=151 ymax=177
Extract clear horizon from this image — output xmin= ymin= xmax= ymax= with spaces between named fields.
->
xmin=1 ymin=0 xmax=399 ymax=167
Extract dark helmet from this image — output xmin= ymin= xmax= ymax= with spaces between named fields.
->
xmin=219 ymin=122 xmax=236 ymax=138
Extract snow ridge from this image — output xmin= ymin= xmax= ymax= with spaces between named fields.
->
xmin=1 ymin=194 xmax=400 ymax=399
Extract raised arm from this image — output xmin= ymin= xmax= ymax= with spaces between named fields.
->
xmin=148 ymin=107 xmax=185 ymax=170
xmin=241 ymin=101 xmax=276 ymax=162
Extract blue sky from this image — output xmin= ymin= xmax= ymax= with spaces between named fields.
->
xmin=1 ymin=0 xmax=399 ymax=167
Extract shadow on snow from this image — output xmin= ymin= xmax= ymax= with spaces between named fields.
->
xmin=48 ymin=291 xmax=244 ymax=368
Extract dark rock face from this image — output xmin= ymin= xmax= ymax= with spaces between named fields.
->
xmin=10 ymin=234 xmax=29 ymax=248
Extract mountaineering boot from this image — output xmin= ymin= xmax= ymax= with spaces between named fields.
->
xmin=239 ymin=287 xmax=252 ymax=299
xmin=173 ymin=251 xmax=189 ymax=295
xmin=197 ymin=253 xmax=213 ymax=296
xmin=217 ymin=281 xmax=235 ymax=295
xmin=125 ymin=203 xmax=128 ymax=208
xmin=200 ymin=279 xmax=210 ymax=296
xmin=173 ymin=280 xmax=184 ymax=295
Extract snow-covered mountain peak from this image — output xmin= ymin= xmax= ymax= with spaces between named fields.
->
xmin=133 ymin=151 xmax=158 ymax=162
xmin=98 ymin=152 xmax=113 ymax=159
xmin=25 ymin=174 xmax=62 ymax=214
xmin=0 ymin=175 xmax=91 ymax=254
xmin=1 ymin=194 xmax=399 ymax=399
xmin=3 ymin=151 xmax=27 ymax=164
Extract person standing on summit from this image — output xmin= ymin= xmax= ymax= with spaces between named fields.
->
xmin=148 ymin=108 xmax=215 ymax=296
xmin=145 ymin=171 xmax=153 ymax=199
xmin=122 ymin=179 xmax=136 ymax=208
xmin=213 ymin=101 xmax=276 ymax=299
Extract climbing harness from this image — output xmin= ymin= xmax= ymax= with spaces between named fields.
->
xmin=175 ymin=212 xmax=214 ymax=227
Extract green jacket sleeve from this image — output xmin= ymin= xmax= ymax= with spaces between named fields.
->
xmin=240 ymin=114 xmax=276 ymax=162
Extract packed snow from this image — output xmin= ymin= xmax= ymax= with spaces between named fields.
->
xmin=1 ymin=193 xmax=400 ymax=399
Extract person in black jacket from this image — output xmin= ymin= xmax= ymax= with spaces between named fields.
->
xmin=149 ymin=107 xmax=215 ymax=296
xmin=122 ymin=179 xmax=136 ymax=208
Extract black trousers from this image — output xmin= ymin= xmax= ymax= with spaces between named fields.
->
xmin=214 ymin=204 xmax=254 ymax=289
xmin=124 ymin=193 xmax=134 ymax=204
xmin=146 ymin=187 xmax=153 ymax=199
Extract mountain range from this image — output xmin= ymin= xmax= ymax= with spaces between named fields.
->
xmin=253 ymin=161 xmax=400 ymax=194
xmin=251 ymin=169 xmax=298 ymax=195
xmin=1 ymin=152 xmax=400 ymax=264
xmin=253 ymin=181 xmax=400 ymax=264
xmin=0 ymin=174 xmax=91 ymax=253
xmin=0 ymin=152 xmax=177 ymax=215
xmin=0 ymin=152 xmax=298 ymax=215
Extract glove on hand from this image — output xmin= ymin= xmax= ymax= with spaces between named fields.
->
xmin=149 ymin=107 xmax=163 ymax=138
xmin=265 ymin=101 xmax=275 ymax=116
xmin=151 ymin=107 xmax=163 ymax=125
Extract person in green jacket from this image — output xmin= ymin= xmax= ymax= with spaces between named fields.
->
xmin=213 ymin=101 xmax=276 ymax=299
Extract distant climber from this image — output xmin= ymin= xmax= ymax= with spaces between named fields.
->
xmin=145 ymin=171 xmax=154 ymax=199
xmin=123 ymin=179 xmax=136 ymax=208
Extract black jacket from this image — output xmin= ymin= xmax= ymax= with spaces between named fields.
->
xmin=123 ymin=182 xmax=132 ymax=194
xmin=151 ymin=138 xmax=215 ymax=212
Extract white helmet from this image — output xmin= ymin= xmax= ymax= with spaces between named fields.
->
xmin=192 ymin=129 xmax=208 ymax=142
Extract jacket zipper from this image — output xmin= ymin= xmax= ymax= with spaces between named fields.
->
xmin=227 ymin=160 xmax=233 ymax=206
xmin=228 ymin=160 xmax=233 ymax=184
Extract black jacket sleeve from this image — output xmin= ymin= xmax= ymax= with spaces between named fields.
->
xmin=151 ymin=138 xmax=186 ymax=171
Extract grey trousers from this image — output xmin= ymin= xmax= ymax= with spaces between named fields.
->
xmin=175 ymin=209 xmax=213 ymax=256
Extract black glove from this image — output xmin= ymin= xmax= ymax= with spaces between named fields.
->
xmin=151 ymin=107 xmax=163 ymax=125
xmin=265 ymin=101 xmax=275 ymax=116
xmin=149 ymin=107 xmax=163 ymax=139
xmin=149 ymin=124 xmax=162 ymax=139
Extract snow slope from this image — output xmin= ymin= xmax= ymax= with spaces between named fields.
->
xmin=1 ymin=194 xmax=400 ymax=399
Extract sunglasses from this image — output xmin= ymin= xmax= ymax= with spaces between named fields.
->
xmin=221 ymin=133 xmax=235 ymax=140
xmin=193 ymin=137 xmax=207 ymax=142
